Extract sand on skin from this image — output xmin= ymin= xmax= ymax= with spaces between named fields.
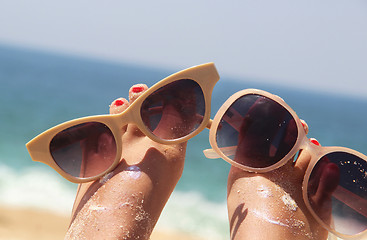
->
xmin=0 ymin=205 xmax=204 ymax=240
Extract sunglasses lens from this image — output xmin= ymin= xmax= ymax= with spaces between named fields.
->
xmin=50 ymin=122 xmax=117 ymax=178
xmin=216 ymin=94 xmax=298 ymax=168
xmin=141 ymin=79 xmax=205 ymax=140
xmin=307 ymin=152 xmax=367 ymax=236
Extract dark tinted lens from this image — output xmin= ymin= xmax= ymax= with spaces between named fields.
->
xmin=216 ymin=94 xmax=298 ymax=168
xmin=307 ymin=152 xmax=367 ymax=236
xmin=141 ymin=79 xmax=205 ymax=140
xmin=50 ymin=122 xmax=117 ymax=178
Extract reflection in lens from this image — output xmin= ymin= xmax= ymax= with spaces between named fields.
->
xmin=307 ymin=152 xmax=367 ymax=236
xmin=141 ymin=79 xmax=205 ymax=140
xmin=50 ymin=122 xmax=117 ymax=178
xmin=216 ymin=94 xmax=298 ymax=168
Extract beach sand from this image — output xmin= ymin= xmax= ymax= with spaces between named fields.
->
xmin=0 ymin=205 xmax=204 ymax=240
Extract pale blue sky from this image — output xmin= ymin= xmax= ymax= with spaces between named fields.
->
xmin=1 ymin=0 xmax=366 ymax=97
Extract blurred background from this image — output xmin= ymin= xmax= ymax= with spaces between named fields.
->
xmin=0 ymin=1 xmax=366 ymax=239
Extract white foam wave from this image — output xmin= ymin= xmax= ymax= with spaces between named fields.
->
xmin=0 ymin=164 xmax=76 ymax=214
xmin=156 ymin=190 xmax=230 ymax=239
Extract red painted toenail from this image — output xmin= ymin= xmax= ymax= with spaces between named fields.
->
xmin=114 ymin=99 xmax=124 ymax=106
xmin=310 ymin=138 xmax=320 ymax=146
xmin=132 ymin=86 xmax=144 ymax=93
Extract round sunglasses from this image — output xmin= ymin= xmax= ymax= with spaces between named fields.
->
xmin=204 ymin=89 xmax=367 ymax=239
xmin=26 ymin=63 xmax=219 ymax=183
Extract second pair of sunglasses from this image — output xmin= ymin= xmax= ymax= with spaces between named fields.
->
xmin=26 ymin=63 xmax=219 ymax=183
xmin=204 ymin=89 xmax=367 ymax=239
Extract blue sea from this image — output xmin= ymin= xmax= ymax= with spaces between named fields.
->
xmin=1 ymin=44 xmax=367 ymax=239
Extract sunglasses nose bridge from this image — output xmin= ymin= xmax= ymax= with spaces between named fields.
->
xmin=301 ymin=137 xmax=312 ymax=150
xmin=114 ymin=108 xmax=136 ymax=130
xmin=299 ymin=137 xmax=324 ymax=160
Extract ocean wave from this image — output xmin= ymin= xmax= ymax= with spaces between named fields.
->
xmin=0 ymin=164 xmax=76 ymax=214
xmin=157 ymin=190 xmax=229 ymax=239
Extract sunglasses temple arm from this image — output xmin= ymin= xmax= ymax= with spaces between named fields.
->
xmin=203 ymin=146 xmax=237 ymax=159
xmin=206 ymin=119 xmax=213 ymax=129
xmin=203 ymin=149 xmax=219 ymax=159
xmin=333 ymin=185 xmax=367 ymax=218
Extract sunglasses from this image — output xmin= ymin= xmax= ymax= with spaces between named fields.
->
xmin=26 ymin=63 xmax=219 ymax=183
xmin=203 ymin=89 xmax=367 ymax=239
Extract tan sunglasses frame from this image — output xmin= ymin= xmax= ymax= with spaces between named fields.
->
xmin=26 ymin=63 xmax=219 ymax=183
xmin=204 ymin=88 xmax=367 ymax=239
